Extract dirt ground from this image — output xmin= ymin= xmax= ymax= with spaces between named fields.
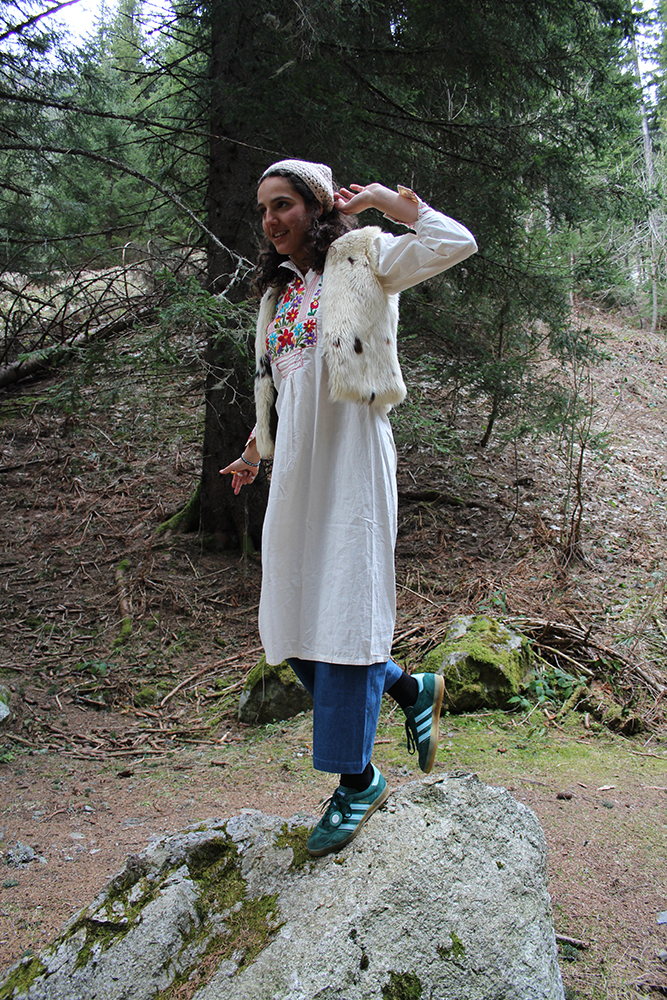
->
xmin=0 ymin=309 xmax=666 ymax=999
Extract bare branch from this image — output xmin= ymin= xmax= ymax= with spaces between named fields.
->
xmin=0 ymin=139 xmax=254 ymax=272
xmin=0 ymin=0 xmax=82 ymax=41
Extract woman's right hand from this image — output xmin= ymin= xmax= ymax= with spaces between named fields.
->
xmin=334 ymin=183 xmax=419 ymax=225
xmin=220 ymin=451 xmax=261 ymax=495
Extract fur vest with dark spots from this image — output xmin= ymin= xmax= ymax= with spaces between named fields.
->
xmin=254 ymin=226 xmax=406 ymax=458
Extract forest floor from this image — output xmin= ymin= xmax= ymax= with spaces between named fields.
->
xmin=0 ymin=307 xmax=666 ymax=998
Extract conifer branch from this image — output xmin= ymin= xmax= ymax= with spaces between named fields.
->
xmin=0 ymin=0 xmax=81 ymax=41
xmin=0 ymin=140 xmax=254 ymax=272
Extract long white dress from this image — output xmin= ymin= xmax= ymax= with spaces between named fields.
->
xmin=258 ymin=202 xmax=477 ymax=666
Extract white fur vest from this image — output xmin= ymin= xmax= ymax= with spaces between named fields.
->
xmin=254 ymin=226 xmax=407 ymax=458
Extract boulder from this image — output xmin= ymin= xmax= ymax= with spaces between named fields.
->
xmin=421 ymin=615 xmax=534 ymax=712
xmin=0 ymin=685 xmax=10 ymax=725
xmin=0 ymin=774 xmax=564 ymax=1000
xmin=238 ymin=656 xmax=312 ymax=724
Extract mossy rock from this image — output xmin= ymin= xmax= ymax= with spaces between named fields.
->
xmin=238 ymin=657 xmax=313 ymax=724
xmin=0 ymin=685 xmax=10 ymax=725
xmin=421 ymin=615 xmax=534 ymax=713
xmin=582 ymin=680 xmax=643 ymax=734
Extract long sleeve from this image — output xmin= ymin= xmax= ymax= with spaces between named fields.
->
xmin=373 ymin=200 xmax=477 ymax=295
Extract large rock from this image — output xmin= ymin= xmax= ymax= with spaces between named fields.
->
xmin=0 ymin=685 xmax=10 ymax=725
xmin=238 ymin=656 xmax=312 ymax=724
xmin=0 ymin=775 xmax=564 ymax=1000
xmin=422 ymin=615 xmax=534 ymax=712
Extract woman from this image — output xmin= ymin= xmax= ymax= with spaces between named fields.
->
xmin=221 ymin=159 xmax=477 ymax=857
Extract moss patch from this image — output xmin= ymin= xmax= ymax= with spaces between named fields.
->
xmin=156 ymin=484 xmax=200 ymax=536
xmin=438 ymin=930 xmax=466 ymax=962
xmin=112 ymin=617 xmax=133 ymax=647
xmin=243 ymin=657 xmax=295 ymax=692
xmin=275 ymin=824 xmax=313 ymax=872
xmin=382 ymin=970 xmax=423 ymax=999
xmin=134 ymin=686 xmax=158 ymax=707
xmin=156 ymin=837 xmax=280 ymax=1000
xmin=0 ymin=956 xmax=47 ymax=1000
xmin=72 ymin=918 xmax=130 ymax=971
xmin=68 ymin=872 xmax=161 ymax=970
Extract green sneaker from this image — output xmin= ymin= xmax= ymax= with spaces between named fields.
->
xmin=404 ymin=672 xmax=444 ymax=774
xmin=307 ymin=765 xmax=389 ymax=857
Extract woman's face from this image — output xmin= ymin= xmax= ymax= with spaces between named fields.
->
xmin=257 ymin=175 xmax=317 ymax=263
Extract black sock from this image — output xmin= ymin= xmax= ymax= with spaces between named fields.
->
xmin=387 ymin=670 xmax=419 ymax=710
xmin=340 ymin=761 xmax=373 ymax=792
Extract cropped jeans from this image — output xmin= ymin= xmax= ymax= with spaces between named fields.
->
xmin=287 ymin=658 xmax=402 ymax=774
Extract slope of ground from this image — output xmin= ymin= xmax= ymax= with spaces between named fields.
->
xmin=0 ymin=310 xmax=666 ymax=999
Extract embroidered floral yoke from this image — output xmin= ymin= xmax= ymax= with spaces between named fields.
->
xmin=258 ymin=202 xmax=477 ymax=667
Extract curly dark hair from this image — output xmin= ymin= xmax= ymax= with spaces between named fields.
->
xmin=254 ymin=170 xmax=357 ymax=297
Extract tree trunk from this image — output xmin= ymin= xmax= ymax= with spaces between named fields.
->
xmin=197 ymin=0 xmax=269 ymax=549
xmin=631 ymin=35 xmax=659 ymax=336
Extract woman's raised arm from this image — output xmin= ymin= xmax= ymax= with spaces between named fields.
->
xmin=334 ymin=183 xmax=419 ymax=227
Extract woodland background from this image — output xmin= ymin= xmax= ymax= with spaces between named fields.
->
xmin=2 ymin=0 xmax=666 ymax=541
xmin=1 ymin=0 xmax=667 ymax=734
xmin=3 ymin=0 xmax=667 ymax=669
xmin=1 ymin=4 xmax=667 ymax=996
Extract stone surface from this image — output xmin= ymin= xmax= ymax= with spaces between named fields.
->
xmin=0 ymin=775 xmax=564 ymax=1000
xmin=238 ymin=656 xmax=312 ymax=724
xmin=0 ymin=686 xmax=10 ymax=725
xmin=421 ymin=615 xmax=534 ymax=712
xmin=4 ymin=843 xmax=45 ymax=868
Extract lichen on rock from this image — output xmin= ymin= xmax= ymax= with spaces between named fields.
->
xmin=0 ymin=818 xmax=289 ymax=1000
xmin=0 ymin=781 xmax=564 ymax=1000
xmin=421 ymin=615 xmax=534 ymax=712
xmin=381 ymin=970 xmax=423 ymax=999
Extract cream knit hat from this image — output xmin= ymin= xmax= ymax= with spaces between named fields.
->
xmin=259 ymin=159 xmax=335 ymax=213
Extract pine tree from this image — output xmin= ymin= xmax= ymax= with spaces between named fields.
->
xmin=0 ymin=0 xmax=643 ymax=547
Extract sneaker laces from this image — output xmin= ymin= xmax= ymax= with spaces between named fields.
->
xmin=318 ymin=790 xmax=352 ymax=827
xmin=405 ymin=717 xmax=417 ymax=756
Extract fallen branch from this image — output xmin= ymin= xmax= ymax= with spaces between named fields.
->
xmin=0 ymin=304 xmax=155 ymax=390
xmin=531 ymin=642 xmax=595 ymax=678
xmin=114 ymin=559 xmax=132 ymax=620
xmin=397 ymin=583 xmax=438 ymax=606
xmin=505 ymin=616 xmax=667 ymax=699
xmin=397 ymin=489 xmax=487 ymax=509
xmin=555 ymin=933 xmax=589 ymax=950
xmin=202 ymin=679 xmax=246 ymax=700
xmin=159 ymin=645 xmax=264 ymax=707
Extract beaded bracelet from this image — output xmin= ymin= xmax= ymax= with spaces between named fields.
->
xmin=241 ymin=455 xmax=261 ymax=468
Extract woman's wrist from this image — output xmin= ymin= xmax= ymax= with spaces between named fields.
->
xmin=243 ymin=441 xmax=261 ymax=466
xmin=376 ymin=185 xmax=420 ymax=226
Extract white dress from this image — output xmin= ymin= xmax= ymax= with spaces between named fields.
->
xmin=258 ymin=202 xmax=477 ymax=666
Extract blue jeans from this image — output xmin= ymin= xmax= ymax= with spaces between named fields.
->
xmin=287 ymin=658 xmax=403 ymax=774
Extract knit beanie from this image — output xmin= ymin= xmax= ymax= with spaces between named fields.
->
xmin=259 ymin=159 xmax=335 ymax=213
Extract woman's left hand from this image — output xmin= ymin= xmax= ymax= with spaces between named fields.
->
xmin=220 ymin=457 xmax=260 ymax=495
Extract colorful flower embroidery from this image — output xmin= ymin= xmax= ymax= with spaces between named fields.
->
xmin=277 ymin=328 xmax=294 ymax=350
xmin=266 ymin=275 xmax=321 ymax=361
